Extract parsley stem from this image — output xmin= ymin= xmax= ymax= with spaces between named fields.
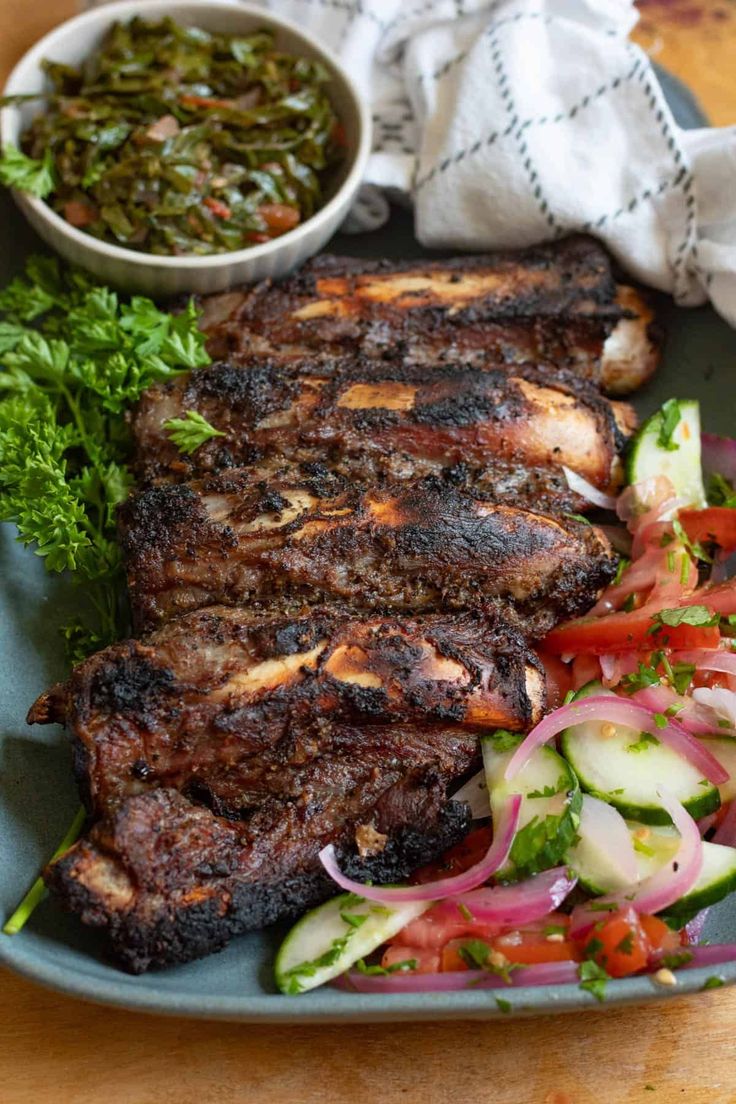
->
xmin=3 ymin=806 xmax=86 ymax=935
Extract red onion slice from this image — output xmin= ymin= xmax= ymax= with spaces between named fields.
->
xmin=654 ymin=943 xmax=736 ymax=971
xmin=570 ymin=791 xmax=703 ymax=937
xmin=702 ymin=433 xmax=736 ymax=484
xmin=713 ymin=801 xmax=736 ymax=847
xmin=335 ymin=959 xmax=580 ymax=994
xmin=562 ymin=466 xmax=617 ymax=511
xmin=430 ymin=866 xmax=576 ymax=927
xmin=318 ymin=795 xmax=521 ymax=904
xmin=505 ymin=694 xmax=728 ymax=785
xmin=684 ymin=909 xmax=710 ymax=945
xmin=633 ymin=684 xmax=734 ymax=737
xmin=692 ymin=687 xmax=736 ymax=729
xmin=674 ymin=649 xmax=736 ymax=677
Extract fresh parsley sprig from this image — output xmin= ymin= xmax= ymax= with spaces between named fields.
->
xmin=0 ymin=254 xmax=210 ymax=661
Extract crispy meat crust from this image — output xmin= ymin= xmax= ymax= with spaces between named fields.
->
xmin=45 ymin=785 xmax=472 ymax=973
xmin=196 ymin=238 xmax=659 ymax=394
xmin=29 ymin=605 xmax=545 ymax=818
xmin=131 ymin=359 xmax=634 ymax=499
xmin=118 ymin=473 xmax=617 ymax=634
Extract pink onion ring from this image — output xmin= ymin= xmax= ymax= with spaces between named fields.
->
xmin=318 ymin=795 xmax=521 ymax=904
xmin=654 ymin=943 xmax=736 ymax=971
xmin=430 ymin=866 xmax=577 ymax=927
xmin=505 ymin=694 xmax=728 ymax=785
xmin=692 ymin=687 xmax=736 ymax=729
xmin=569 ymin=791 xmax=703 ymax=937
xmin=334 ymin=959 xmax=580 ymax=994
xmin=674 ymin=649 xmax=736 ymax=677
xmin=702 ymin=433 xmax=736 ymax=484
xmin=684 ymin=909 xmax=710 ymax=945
xmin=713 ymin=801 xmax=736 ymax=848
xmin=562 ymin=466 xmax=617 ymax=511
xmin=633 ymin=684 xmax=734 ymax=737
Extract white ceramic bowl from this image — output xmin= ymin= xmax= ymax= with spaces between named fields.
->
xmin=0 ymin=0 xmax=371 ymax=296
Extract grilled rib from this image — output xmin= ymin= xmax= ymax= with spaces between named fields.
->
xmin=29 ymin=604 xmax=544 ymax=819
xmin=118 ymin=472 xmax=617 ymax=634
xmin=198 ymin=237 xmax=659 ymax=396
xmin=132 ymin=359 xmax=636 ymax=497
xmin=46 ymin=779 xmax=473 ymax=973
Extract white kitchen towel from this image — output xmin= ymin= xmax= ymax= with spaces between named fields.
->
xmin=90 ymin=0 xmax=736 ymax=324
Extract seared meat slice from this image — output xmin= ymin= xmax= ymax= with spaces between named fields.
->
xmin=29 ymin=604 xmax=545 ymax=818
xmin=198 ymin=238 xmax=659 ymax=395
xmin=46 ymin=772 xmax=473 ymax=972
xmin=132 ymin=359 xmax=635 ymax=498
xmin=118 ymin=472 xmax=617 ymax=634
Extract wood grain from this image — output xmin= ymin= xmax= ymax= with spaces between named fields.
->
xmin=2 ymin=3 xmax=736 ymax=1102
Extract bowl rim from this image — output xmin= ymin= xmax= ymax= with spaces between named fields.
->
xmin=0 ymin=0 xmax=372 ymax=270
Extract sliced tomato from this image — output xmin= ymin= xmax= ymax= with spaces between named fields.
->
xmin=681 ymin=508 xmax=736 ymax=554
xmin=574 ymin=908 xmax=682 ymax=977
xmin=411 ymin=826 xmax=492 ymax=885
xmin=696 ymin=578 xmax=736 ymax=616
xmin=492 ymin=935 xmax=579 ymax=966
xmin=203 ymin=196 xmax=232 ymax=220
xmin=545 ymin=602 xmax=721 ymax=655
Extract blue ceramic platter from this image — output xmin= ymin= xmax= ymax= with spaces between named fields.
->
xmin=2 ymin=69 xmax=736 ymax=1021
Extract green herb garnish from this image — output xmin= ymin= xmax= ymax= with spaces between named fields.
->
xmin=627 ymin=732 xmax=660 ymax=753
xmin=164 ymin=410 xmax=225 ymax=454
xmin=0 ymin=254 xmax=209 ymax=662
xmin=578 ymin=959 xmax=610 ymax=1002
xmin=656 ymin=398 xmax=681 ymax=451
xmin=703 ymin=976 xmax=725 ymax=990
xmin=652 ymin=605 xmax=719 ymax=630
xmin=0 ymin=143 xmax=56 ymax=197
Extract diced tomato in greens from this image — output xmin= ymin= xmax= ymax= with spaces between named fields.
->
xmin=536 ymin=651 xmax=574 ymax=707
xmin=573 ymin=908 xmax=682 ymax=978
xmin=381 ymin=945 xmax=440 ymax=974
xmin=681 ymin=507 xmax=736 ymax=554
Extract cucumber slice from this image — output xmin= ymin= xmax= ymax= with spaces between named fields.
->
xmin=699 ymin=736 xmax=736 ymax=803
xmin=566 ymin=795 xmax=638 ymax=895
xmin=274 ymin=893 xmax=429 ymax=994
xmin=660 ymin=840 xmax=736 ymax=926
xmin=561 ymin=684 xmax=720 ymax=825
xmin=482 ymin=733 xmax=581 ymax=878
xmin=569 ymin=815 xmax=736 ymax=924
xmin=626 ymin=398 xmax=706 ymax=507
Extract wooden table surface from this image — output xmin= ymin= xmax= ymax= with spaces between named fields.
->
xmin=2 ymin=3 xmax=736 ymax=1102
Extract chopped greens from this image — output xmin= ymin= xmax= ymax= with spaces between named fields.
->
xmin=0 ymin=254 xmax=209 ymax=661
xmin=578 ymin=959 xmax=610 ymax=1001
xmin=0 ymin=18 xmax=344 ymax=255
xmin=652 ymin=605 xmax=720 ymax=630
xmin=656 ymin=398 xmax=681 ymax=451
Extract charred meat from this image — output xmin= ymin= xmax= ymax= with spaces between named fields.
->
xmin=29 ymin=604 xmax=545 ymax=818
xmin=46 ymin=778 xmax=473 ymax=973
xmin=132 ymin=359 xmax=635 ymax=496
xmin=118 ymin=472 xmax=617 ymax=634
xmin=198 ymin=238 xmax=659 ymax=395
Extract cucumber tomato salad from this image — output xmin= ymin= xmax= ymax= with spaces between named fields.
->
xmin=276 ymin=399 xmax=736 ymax=1002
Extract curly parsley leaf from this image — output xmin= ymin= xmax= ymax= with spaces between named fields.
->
xmin=164 ymin=410 xmax=225 ymax=455
xmin=0 ymin=143 xmax=56 ymax=198
xmin=0 ymin=254 xmax=210 ymax=661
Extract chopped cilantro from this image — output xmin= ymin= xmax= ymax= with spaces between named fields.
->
xmin=527 ymin=776 xmax=568 ymax=799
xmin=495 ymin=997 xmax=512 ymax=1013
xmin=707 ymin=472 xmax=736 ymax=509
xmin=457 ymin=902 xmax=474 ymax=922
xmin=487 ymin=729 xmax=523 ymax=752
xmin=543 ymin=924 xmax=568 ymax=937
xmin=563 ymin=689 xmax=577 ymax=706
xmin=458 ymin=940 xmax=518 ymax=984
xmin=656 ymin=398 xmax=681 ymax=451
xmin=586 ymin=901 xmax=618 ymax=913
xmin=633 ymin=837 xmax=656 ymax=857
xmin=659 ymin=951 xmax=694 ymax=970
xmin=584 ymin=937 xmax=604 ymax=959
xmin=703 ymin=975 xmax=725 ymax=990
xmin=653 ymin=712 xmax=668 ymax=730
xmin=627 ymin=731 xmax=660 ymax=753
xmin=565 ymin=513 xmax=592 ymax=526
xmin=616 ymin=932 xmax=635 ymax=956
xmin=339 ymin=911 xmax=368 ymax=930
xmin=578 ymin=959 xmax=610 ymax=1002
xmin=653 ymin=606 xmax=719 ymax=629
xmin=671 ymin=663 xmax=696 ymax=695
xmin=353 ymin=957 xmax=417 ymax=976
xmin=613 ymin=556 xmax=631 ymax=586
xmin=621 ymin=662 xmax=661 ymax=693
